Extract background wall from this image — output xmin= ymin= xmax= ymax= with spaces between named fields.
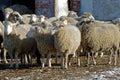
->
xmin=81 ymin=0 xmax=120 ymax=20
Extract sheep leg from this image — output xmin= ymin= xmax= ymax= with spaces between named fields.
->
xmin=3 ymin=48 xmax=8 ymax=63
xmin=41 ymin=54 xmax=45 ymax=68
xmin=61 ymin=53 xmax=65 ymax=68
xmin=0 ymin=51 xmax=1 ymax=62
xmin=61 ymin=56 xmax=65 ymax=69
xmin=68 ymin=55 xmax=71 ymax=66
xmin=87 ymin=52 xmax=91 ymax=67
xmin=92 ymin=51 xmax=96 ymax=65
xmin=28 ymin=54 xmax=32 ymax=65
xmin=109 ymin=50 xmax=113 ymax=65
xmin=25 ymin=54 xmax=28 ymax=64
xmin=77 ymin=54 xmax=80 ymax=66
xmin=68 ymin=54 xmax=73 ymax=66
xmin=100 ymin=52 xmax=104 ymax=58
xmin=114 ymin=50 xmax=118 ymax=65
xmin=9 ymin=53 xmax=14 ymax=68
xmin=36 ymin=52 xmax=41 ymax=65
xmin=65 ymin=54 xmax=68 ymax=69
xmin=15 ymin=52 xmax=19 ymax=68
xmin=94 ymin=52 xmax=98 ymax=58
xmin=46 ymin=54 xmax=51 ymax=67
xmin=73 ymin=52 xmax=76 ymax=57
xmin=21 ymin=54 xmax=25 ymax=64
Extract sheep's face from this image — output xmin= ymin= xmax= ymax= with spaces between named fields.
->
xmin=39 ymin=16 xmax=45 ymax=23
xmin=63 ymin=20 xmax=68 ymax=25
xmin=88 ymin=15 xmax=95 ymax=21
xmin=30 ymin=15 xmax=38 ymax=23
xmin=4 ymin=24 xmax=13 ymax=35
xmin=12 ymin=11 xmax=23 ymax=21
xmin=8 ymin=11 xmax=23 ymax=23
xmin=27 ymin=27 xmax=41 ymax=37
xmin=5 ymin=13 xmax=10 ymax=19
xmin=68 ymin=11 xmax=78 ymax=18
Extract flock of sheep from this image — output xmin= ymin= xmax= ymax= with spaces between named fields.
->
xmin=0 ymin=4 xmax=120 ymax=69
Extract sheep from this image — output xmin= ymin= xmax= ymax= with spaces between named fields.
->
xmin=53 ymin=25 xmax=81 ymax=68
xmin=33 ymin=27 xmax=57 ymax=68
xmin=30 ymin=26 xmax=79 ymax=68
xmin=112 ymin=18 xmax=120 ymax=24
xmin=0 ymin=21 xmax=8 ymax=63
xmin=67 ymin=11 xmax=78 ymax=18
xmin=4 ymin=21 xmax=39 ymax=68
xmin=7 ymin=11 xmax=39 ymax=24
xmin=52 ymin=20 xmax=67 ymax=28
xmin=14 ymin=14 xmax=53 ymax=30
xmin=33 ymin=15 xmax=54 ymax=33
xmin=59 ymin=16 xmax=78 ymax=25
xmin=79 ymin=20 xmax=120 ymax=66
xmin=18 ymin=37 xmax=41 ymax=65
xmin=6 ymin=11 xmax=23 ymax=25
xmin=76 ymin=12 xmax=95 ymax=26
xmin=29 ymin=14 xmax=40 ymax=24
xmin=4 ymin=23 xmax=21 ymax=68
xmin=2 ymin=4 xmax=33 ymax=22
xmin=2 ymin=8 xmax=14 ymax=21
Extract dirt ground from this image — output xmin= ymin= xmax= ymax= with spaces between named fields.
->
xmin=0 ymin=55 xmax=120 ymax=80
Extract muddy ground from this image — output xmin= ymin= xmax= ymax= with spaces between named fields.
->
xmin=0 ymin=55 xmax=120 ymax=80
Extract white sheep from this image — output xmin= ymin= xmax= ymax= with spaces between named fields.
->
xmin=53 ymin=25 xmax=81 ymax=68
xmin=79 ymin=20 xmax=120 ymax=66
xmin=0 ymin=21 xmax=8 ymax=63
xmin=33 ymin=27 xmax=56 ymax=68
xmin=4 ymin=21 xmax=38 ymax=68
xmin=67 ymin=11 xmax=78 ymax=18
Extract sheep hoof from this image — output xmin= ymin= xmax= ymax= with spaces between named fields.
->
xmin=65 ymin=65 xmax=68 ymax=69
xmin=42 ymin=63 xmax=45 ymax=68
xmin=77 ymin=63 xmax=80 ymax=67
xmin=114 ymin=63 xmax=117 ymax=66
xmin=94 ymin=62 xmax=96 ymax=65
xmin=65 ymin=67 xmax=67 ymax=69
xmin=4 ymin=61 xmax=8 ymax=64
xmin=5 ymin=61 xmax=8 ymax=64
xmin=108 ymin=62 xmax=111 ymax=65
xmin=48 ymin=65 xmax=51 ymax=68
xmin=68 ymin=62 xmax=71 ymax=66
xmin=100 ymin=52 xmax=103 ymax=58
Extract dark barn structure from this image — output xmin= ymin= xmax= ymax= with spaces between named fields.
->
xmin=0 ymin=0 xmax=35 ymax=21
xmin=0 ymin=0 xmax=81 ymax=21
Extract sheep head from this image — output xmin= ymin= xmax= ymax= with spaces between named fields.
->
xmin=4 ymin=8 xmax=13 ymax=19
xmin=8 ymin=11 xmax=23 ymax=23
xmin=59 ymin=16 xmax=68 ymax=25
xmin=67 ymin=11 xmax=78 ymax=18
xmin=26 ymin=26 xmax=48 ymax=38
xmin=77 ymin=12 xmax=95 ymax=26
xmin=30 ymin=14 xmax=38 ymax=23
xmin=39 ymin=15 xmax=48 ymax=23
